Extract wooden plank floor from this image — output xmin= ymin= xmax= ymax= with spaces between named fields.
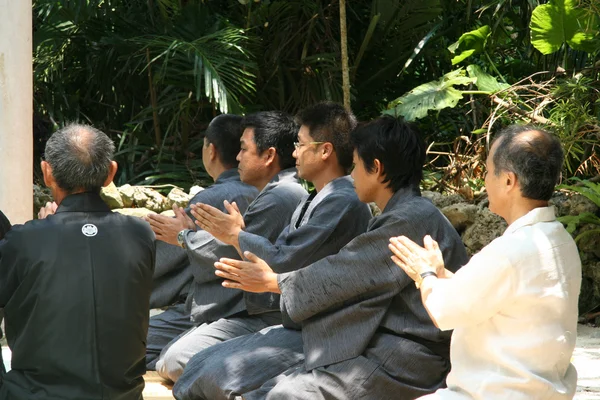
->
xmin=143 ymin=371 xmax=174 ymax=400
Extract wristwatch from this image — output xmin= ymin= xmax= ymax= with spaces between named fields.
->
xmin=177 ymin=229 xmax=191 ymax=249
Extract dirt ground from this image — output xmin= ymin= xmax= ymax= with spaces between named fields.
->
xmin=574 ymin=324 xmax=600 ymax=399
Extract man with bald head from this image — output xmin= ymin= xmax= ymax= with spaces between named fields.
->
xmin=0 ymin=124 xmax=155 ymax=399
xmin=390 ymin=124 xmax=582 ymax=400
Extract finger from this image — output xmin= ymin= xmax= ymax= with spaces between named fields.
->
xmin=198 ymin=203 xmax=224 ymax=218
xmin=388 ymin=239 xmax=411 ymax=262
xmin=231 ymin=202 xmax=241 ymax=215
xmin=242 ymin=251 xmax=263 ymax=263
xmin=391 ymin=255 xmax=418 ymax=276
xmin=224 ymin=200 xmax=237 ymax=216
xmin=397 ymin=236 xmax=426 ymax=253
xmin=423 ymin=235 xmax=438 ymax=251
xmin=215 ymin=259 xmax=245 ymax=271
xmin=222 ymin=280 xmax=242 ymax=289
xmin=214 ymin=269 xmax=241 ymax=281
xmin=51 ymin=202 xmax=58 ymax=211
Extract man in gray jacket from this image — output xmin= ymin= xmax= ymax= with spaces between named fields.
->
xmin=155 ymin=111 xmax=307 ymax=382
xmin=145 ymin=114 xmax=258 ymax=369
xmin=169 ymin=103 xmax=373 ymax=398
xmin=204 ymin=116 xmax=469 ymax=400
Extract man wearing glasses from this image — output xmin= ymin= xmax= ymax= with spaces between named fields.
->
xmin=163 ymin=102 xmax=372 ymax=394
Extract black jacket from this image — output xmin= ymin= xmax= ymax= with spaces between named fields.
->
xmin=0 ymin=193 xmax=155 ymax=400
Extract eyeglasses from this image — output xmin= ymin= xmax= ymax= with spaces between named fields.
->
xmin=293 ymin=141 xmax=326 ymax=149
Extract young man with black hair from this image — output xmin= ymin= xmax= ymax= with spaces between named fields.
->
xmin=172 ymin=102 xmax=372 ymax=399
xmin=144 ymin=114 xmax=259 ymax=369
xmin=204 ymin=116 xmax=469 ymax=399
xmin=154 ymin=111 xmax=307 ymax=383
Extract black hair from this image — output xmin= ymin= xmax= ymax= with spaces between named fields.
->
xmin=0 ymin=210 xmax=10 ymax=241
xmin=241 ymin=111 xmax=298 ymax=169
xmin=204 ymin=114 xmax=243 ymax=168
xmin=44 ymin=123 xmax=115 ymax=193
xmin=351 ymin=115 xmax=426 ymax=192
xmin=295 ymin=102 xmax=357 ymax=173
xmin=491 ymin=124 xmax=564 ymax=201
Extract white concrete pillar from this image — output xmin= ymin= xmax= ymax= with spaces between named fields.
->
xmin=0 ymin=0 xmax=33 ymax=224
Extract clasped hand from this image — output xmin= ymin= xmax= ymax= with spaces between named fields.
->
xmin=214 ymin=251 xmax=280 ymax=294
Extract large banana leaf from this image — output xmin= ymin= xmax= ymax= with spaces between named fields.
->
xmin=530 ymin=0 xmax=598 ymax=55
xmin=383 ymin=69 xmax=475 ymax=121
xmin=466 ymin=65 xmax=510 ymax=93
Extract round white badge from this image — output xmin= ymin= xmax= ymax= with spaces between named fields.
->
xmin=82 ymin=224 xmax=98 ymax=237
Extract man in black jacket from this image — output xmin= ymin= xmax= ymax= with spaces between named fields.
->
xmin=0 ymin=210 xmax=9 ymax=379
xmin=0 ymin=124 xmax=155 ymax=400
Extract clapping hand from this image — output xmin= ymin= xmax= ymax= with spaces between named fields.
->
xmin=190 ymin=200 xmax=244 ymax=246
xmin=214 ymin=251 xmax=280 ymax=294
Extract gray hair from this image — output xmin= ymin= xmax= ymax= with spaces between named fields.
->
xmin=44 ymin=124 xmax=116 ymax=193
xmin=491 ymin=124 xmax=564 ymax=201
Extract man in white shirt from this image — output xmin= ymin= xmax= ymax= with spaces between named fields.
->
xmin=389 ymin=124 xmax=582 ymax=400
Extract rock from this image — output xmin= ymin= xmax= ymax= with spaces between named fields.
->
xmin=441 ymin=203 xmax=479 ymax=234
xmin=33 ymin=184 xmax=53 ymax=217
xmin=100 ymin=182 xmax=124 ymax=209
xmin=550 ymin=191 xmax=598 ymax=217
xmin=132 ymin=187 xmax=168 ymax=212
xmin=462 ymin=208 xmax=507 ymax=255
xmin=577 ymin=225 xmax=600 ymax=259
xmin=422 ymin=191 xmax=467 ymax=209
xmin=167 ymin=188 xmax=192 ymax=209
xmin=118 ymin=184 xmax=135 ymax=207
xmin=189 ymin=185 xmax=205 ymax=197
xmin=113 ymin=207 xmax=156 ymax=218
xmin=160 ymin=210 xmax=176 ymax=217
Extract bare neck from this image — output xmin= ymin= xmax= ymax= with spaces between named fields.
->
xmin=502 ymin=198 xmax=549 ymax=225
xmin=312 ymin=164 xmax=346 ymax=192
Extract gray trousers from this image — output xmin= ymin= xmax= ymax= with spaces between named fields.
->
xmin=146 ymin=304 xmax=195 ymax=370
xmin=173 ymin=325 xmax=304 ymax=400
xmin=156 ymin=311 xmax=281 ymax=383
xmin=244 ymin=332 xmax=451 ymax=400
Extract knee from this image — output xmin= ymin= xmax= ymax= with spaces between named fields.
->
xmin=156 ymin=346 xmax=187 ymax=383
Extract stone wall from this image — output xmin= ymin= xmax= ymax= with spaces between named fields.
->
xmin=32 ymin=184 xmax=600 ymax=314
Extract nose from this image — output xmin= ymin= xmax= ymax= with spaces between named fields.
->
xmin=292 ymin=148 xmax=298 ymax=159
xmin=236 ymin=151 xmax=242 ymax=162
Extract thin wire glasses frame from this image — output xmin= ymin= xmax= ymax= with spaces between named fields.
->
xmin=293 ymin=141 xmax=326 ymax=149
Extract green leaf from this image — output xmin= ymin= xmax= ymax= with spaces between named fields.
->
xmin=530 ymin=0 xmax=598 ymax=55
xmin=466 ymin=65 xmax=510 ymax=93
xmin=448 ymin=25 xmax=491 ymax=65
xmin=383 ymin=69 xmax=475 ymax=121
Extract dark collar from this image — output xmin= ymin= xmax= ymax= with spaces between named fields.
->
xmin=56 ymin=192 xmax=111 ymax=213
xmin=383 ymin=186 xmax=421 ymax=213
xmin=215 ymin=168 xmax=241 ymax=184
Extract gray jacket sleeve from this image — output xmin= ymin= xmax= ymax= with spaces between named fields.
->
xmin=238 ymin=193 xmax=369 ymax=274
xmin=277 ymin=214 xmax=410 ymax=323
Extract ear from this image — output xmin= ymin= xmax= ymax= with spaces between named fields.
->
xmin=102 ymin=161 xmax=118 ymax=187
xmin=320 ymin=143 xmax=334 ymax=161
xmin=208 ymin=142 xmax=217 ymax=161
xmin=263 ymin=147 xmax=277 ymax=167
xmin=41 ymin=160 xmax=55 ymax=188
xmin=505 ymin=171 xmax=518 ymax=193
xmin=373 ymin=158 xmax=385 ymax=180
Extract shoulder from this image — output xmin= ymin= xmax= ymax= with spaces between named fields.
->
xmin=103 ymin=212 xmax=155 ymax=241
xmin=266 ymin=181 xmax=307 ymax=202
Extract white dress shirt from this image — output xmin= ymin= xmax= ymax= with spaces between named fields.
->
xmin=421 ymin=206 xmax=582 ymax=400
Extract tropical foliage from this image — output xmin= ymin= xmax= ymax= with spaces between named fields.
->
xmin=33 ymin=0 xmax=600 ymax=189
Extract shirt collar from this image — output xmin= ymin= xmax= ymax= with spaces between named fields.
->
xmin=214 ymin=168 xmax=240 ymax=184
xmin=504 ymin=206 xmax=556 ymax=236
xmin=56 ymin=192 xmax=111 ymax=213
xmin=383 ymin=186 xmax=420 ymax=213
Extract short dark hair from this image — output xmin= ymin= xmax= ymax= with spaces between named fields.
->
xmin=205 ymin=114 xmax=243 ymax=168
xmin=241 ymin=111 xmax=298 ymax=170
xmin=351 ymin=115 xmax=425 ymax=192
xmin=296 ymin=102 xmax=357 ymax=173
xmin=491 ymin=124 xmax=563 ymax=201
xmin=44 ymin=124 xmax=115 ymax=193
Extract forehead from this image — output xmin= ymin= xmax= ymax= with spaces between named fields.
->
xmin=241 ymin=127 xmax=255 ymax=144
xmin=298 ymin=125 xmax=313 ymax=141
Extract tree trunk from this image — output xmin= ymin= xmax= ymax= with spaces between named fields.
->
xmin=339 ymin=0 xmax=351 ymax=110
